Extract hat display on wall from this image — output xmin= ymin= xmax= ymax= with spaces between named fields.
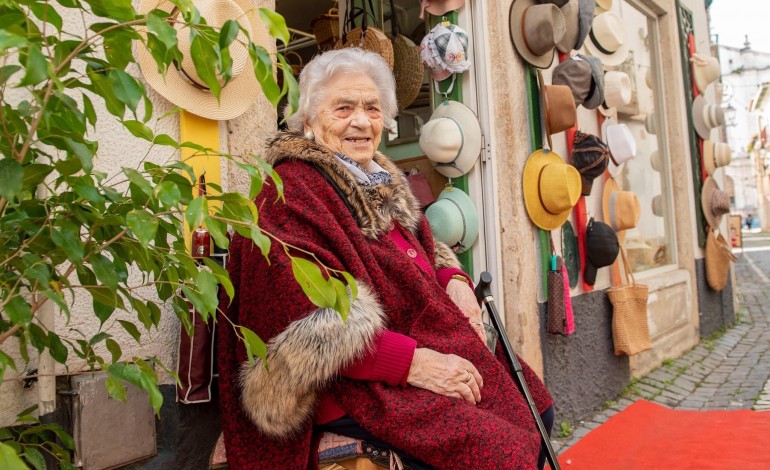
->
xmin=510 ymin=0 xmax=566 ymax=69
xmin=570 ymin=131 xmax=609 ymax=195
xmin=602 ymin=118 xmax=637 ymax=176
xmin=703 ymin=140 xmax=732 ymax=176
xmin=584 ymin=11 xmax=629 ymax=66
xmin=690 ymin=53 xmax=721 ymax=94
xmin=555 ymin=0 xmax=580 ymax=53
xmin=425 ymin=186 xmax=479 ymax=253
xmin=420 ymin=23 xmax=470 ymax=82
xmin=552 ymin=55 xmax=605 ymax=109
xmin=692 ymin=95 xmax=725 ymax=140
xmin=584 ymin=217 xmax=620 ymax=286
xmin=602 ymin=71 xmax=633 ymax=111
xmin=523 ymin=149 xmax=582 ymax=230
xmin=420 ymin=0 xmax=465 ymax=18
xmin=419 ymin=100 xmax=482 ymax=178
xmin=137 ymin=0 xmax=259 ymax=121
xmin=561 ymin=221 xmax=580 ymax=288
xmin=543 ymin=84 xmax=578 ymax=136
xmin=602 ymin=177 xmax=641 ymax=243
xmin=700 ymin=176 xmax=731 ymax=230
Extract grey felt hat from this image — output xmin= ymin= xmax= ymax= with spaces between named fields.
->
xmin=575 ymin=0 xmax=595 ymax=49
xmin=552 ymin=55 xmax=603 ymax=110
xmin=582 ymin=54 xmax=605 ymax=109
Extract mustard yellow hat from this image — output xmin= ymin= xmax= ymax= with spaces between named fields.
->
xmin=523 ymin=149 xmax=582 ymax=230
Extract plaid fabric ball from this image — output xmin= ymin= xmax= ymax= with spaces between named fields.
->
xmin=419 ymin=22 xmax=470 ymax=80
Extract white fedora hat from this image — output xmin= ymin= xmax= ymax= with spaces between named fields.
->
xmin=703 ymin=140 xmax=732 ymax=176
xmin=602 ymin=117 xmax=636 ymax=176
xmin=419 ymin=100 xmax=482 ymax=178
xmin=137 ymin=0 xmax=260 ymax=121
xmin=584 ymin=11 xmax=628 ymax=67
xmin=692 ymin=95 xmax=725 ymax=140
xmin=602 ymin=71 xmax=632 ymax=111
xmin=690 ymin=53 xmax=721 ymax=94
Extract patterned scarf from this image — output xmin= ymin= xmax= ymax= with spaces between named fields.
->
xmin=334 ymin=153 xmax=392 ymax=186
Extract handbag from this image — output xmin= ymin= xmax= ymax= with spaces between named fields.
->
xmin=607 ymin=248 xmax=652 ymax=356
xmin=176 ymin=299 xmax=216 ymax=403
xmin=547 ymin=256 xmax=568 ymax=335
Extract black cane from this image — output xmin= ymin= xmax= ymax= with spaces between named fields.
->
xmin=475 ymin=271 xmax=561 ymax=470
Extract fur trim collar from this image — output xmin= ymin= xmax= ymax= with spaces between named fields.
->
xmin=265 ymin=132 xmax=423 ymax=239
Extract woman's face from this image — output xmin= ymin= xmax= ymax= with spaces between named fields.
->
xmin=306 ymin=73 xmax=384 ymax=167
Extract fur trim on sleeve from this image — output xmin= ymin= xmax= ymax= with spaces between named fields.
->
xmin=239 ymin=283 xmax=386 ymax=438
xmin=433 ymin=239 xmax=463 ymax=270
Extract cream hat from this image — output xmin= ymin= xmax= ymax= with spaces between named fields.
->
xmin=425 ymin=186 xmax=479 ymax=253
xmin=584 ymin=11 xmax=629 ymax=66
xmin=602 ymin=118 xmax=637 ymax=176
xmin=510 ymin=0 xmax=566 ymax=69
xmin=692 ymin=96 xmax=725 ymax=140
xmin=137 ymin=0 xmax=260 ymax=121
xmin=690 ymin=53 xmax=721 ymax=94
xmin=602 ymin=177 xmax=640 ymax=243
xmin=595 ymin=0 xmax=612 ymax=12
xmin=523 ymin=149 xmax=582 ymax=230
xmin=703 ymin=140 xmax=732 ymax=176
xmin=419 ymin=100 xmax=482 ymax=178
xmin=602 ymin=71 xmax=632 ymax=111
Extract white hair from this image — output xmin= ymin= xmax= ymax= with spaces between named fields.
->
xmin=284 ymin=48 xmax=398 ymax=132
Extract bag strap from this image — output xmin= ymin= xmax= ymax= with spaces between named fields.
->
xmin=618 ymin=245 xmax=636 ymax=287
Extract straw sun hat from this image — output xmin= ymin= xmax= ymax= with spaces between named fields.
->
xmin=137 ymin=0 xmax=260 ymax=121
xmin=692 ymin=95 xmax=725 ymax=140
xmin=703 ymin=140 xmax=732 ymax=176
xmin=690 ymin=53 xmax=721 ymax=94
xmin=523 ymin=149 xmax=582 ymax=231
xmin=602 ymin=177 xmax=640 ymax=243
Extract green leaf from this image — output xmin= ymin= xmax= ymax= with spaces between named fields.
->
xmin=258 ymin=8 xmax=290 ymax=45
xmin=153 ymin=134 xmax=179 ymax=147
xmin=90 ymin=253 xmax=119 ymax=290
xmin=4 ymin=295 xmax=32 ymax=324
xmin=219 ymin=19 xmax=240 ymax=49
xmin=109 ymin=70 xmax=143 ymax=116
xmin=23 ymin=163 xmax=53 ymax=190
xmin=27 ymin=324 xmax=49 ymax=353
xmin=146 ymin=11 xmax=178 ymax=55
xmin=250 ymin=226 xmax=271 ymax=259
xmin=105 ymin=375 xmax=126 ymax=402
xmin=190 ymin=33 xmax=221 ymax=99
xmin=202 ymin=258 xmax=233 ymax=301
xmin=23 ymin=446 xmax=46 ymax=470
xmin=123 ymin=168 xmax=153 ymax=197
xmin=0 ymin=351 xmax=18 ymax=379
xmin=147 ymin=301 xmax=162 ymax=328
xmin=64 ymin=138 xmax=95 ymax=173
xmin=123 ymin=120 xmax=154 ymax=141
xmin=0 ymin=31 xmax=26 ymax=53
xmin=82 ymin=94 xmax=97 ymax=127
xmin=239 ymin=326 xmax=266 ymax=365
xmin=51 ymin=221 xmax=84 ymax=262
xmin=105 ymin=338 xmax=122 ymax=363
xmin=0 ymin=64 xmax=21 ymax=85
xmin=19 ymin=44 xmax=49 ymax=86
xmin=196 ymin=269 xmax=219 ymax=314
xmin=30 ymin=2 xmax=64 ymax=32
xmin=331 ymin=277 xmax=350 ymax=321
xmin=180 ymin=286 xmax=207 ymax=322
xmin=0 ymin=158 xmax=23 ymax=200
xmin=127 ymin=209 xmax=158 ymax=247
xmin=290 ymin=257 xmax=335 ymax=309
xmin=118 ymin=319 xmax=141 ymax=342
xmin=48 ymin=333 xmax=68 ymax=364
xmin=341 ymin=272 xmax=359 ymax=301
xmin=0 ymin=442 xmax=27 ymax=470
xmin=184 ymin=196 xmax=206 ymax=231
xmin=249 ymin=44 xmax=280 ymax=106
xmin=83 ymin=0 xmax=135 ymax=21
xmin=155 ymin=180 xmax=181 ymax=206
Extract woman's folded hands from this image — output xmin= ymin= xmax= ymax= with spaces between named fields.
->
xmin=407 ymin=347 xmax=483 ymax=404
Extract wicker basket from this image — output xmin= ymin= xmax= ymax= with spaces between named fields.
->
xmin=334 ymin=27 xmax=394 ymax=70
xmin=393 ymin=34 xmax=423 ymax=111
xmin=311 ymin=8 xmax=340 ymax=51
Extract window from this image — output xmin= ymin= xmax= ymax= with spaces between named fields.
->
xmin=611 ymin=0 xmax=677 ymax=273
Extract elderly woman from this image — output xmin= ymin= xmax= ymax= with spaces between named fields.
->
xmin=217 ymin=48 xmax=554 ymax=469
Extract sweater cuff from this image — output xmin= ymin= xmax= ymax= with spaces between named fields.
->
xmin=340 ymin=330 xmax=416 ymax=387
xmin=436 ymin=267 xmax=473 ymax=290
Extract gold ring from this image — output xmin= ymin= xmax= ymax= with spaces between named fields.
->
xmin=464 ymin=372 xmax=473 ymax=383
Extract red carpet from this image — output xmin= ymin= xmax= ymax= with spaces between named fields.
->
xmin=554 ymin=400 xmax=770 ymax=469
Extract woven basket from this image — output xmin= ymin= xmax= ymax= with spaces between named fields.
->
xmin=607 ymin=248 xmax=652 ymax=356
xmin=705 ymin=229 xmax=737 ymax=291
xmin=311 ymin=8 xmax=340 ymax=51
xmin=392 ymin=34 xmax=423 ymax=111
xmin=335 ymin=27 xmax=394 ymax=70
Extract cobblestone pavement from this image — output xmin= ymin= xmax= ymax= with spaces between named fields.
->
xmin=551 ymin=232 xmax=770 ymax=454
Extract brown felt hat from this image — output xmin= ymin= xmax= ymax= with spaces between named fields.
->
xmin=543 ymin=84 xmax=578 ymax=136
xmin=602 ymin=177 xmax=641 ymax=243
xmin=510 ymin=0 xmax=566 ymax=69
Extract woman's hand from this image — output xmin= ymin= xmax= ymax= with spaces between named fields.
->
xmin=446 ymin=278 xmax=486 ymax=343
xmin=407 ymin=348 xmax=484 ymax=404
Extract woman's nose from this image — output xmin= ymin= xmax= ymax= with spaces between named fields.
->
xmin=351 ymin=108 xmax=371 ymax=128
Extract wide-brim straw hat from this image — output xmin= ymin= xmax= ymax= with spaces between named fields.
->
xmin=137 ymin=0 xmax=260 ymax=121
xmin=425 ymin=186 xmax=479 ymax=253
xmin=692 ymin=95 xmax=725 ymax=140
xmin=419 ymin=100 xmax=482 ymax=178
xmin=691 ymin=53 xmax=721 ymax=94
xmin=584 ymin=11 xmax=629 ymax=67
xmin=510 ymin=0 xmax=566 ymax=69
xmin=556 ymin=0 xmax=580 ymax=53
xmin=602 ymin=177 xmax=640 ymax=243
xmin=703 ymin=140 xmax=732 ymax=176
xmin=701 ymin=176 xmax=731 ymax=230
xmin=523 ymin=149 xmax=582 ymax=230
xmin=602 ymin=118 xmax=637 ymax=176
xmin=705 ymin=229 xmax=736 ymax=292
xmin=336 ymin=27 xmax=395 ymax=70
xmin=393 ymin=34 xmax=424 ymax=111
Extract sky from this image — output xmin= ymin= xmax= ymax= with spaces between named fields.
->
xmin=709 ymin=0 xmax=770 ymax=52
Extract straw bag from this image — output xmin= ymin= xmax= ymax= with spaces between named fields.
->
xmin=335 ymin=0 xmax=394 ymax=70
xmin=705 ymin=229 xmax=737 ymax=291
xmin=607 ymin=248 xmax=652 ymax=356
xmin=311 ymin=8 xmax=340 ymax=51
xmin=389 ymin=0 xmax=423 ymax=110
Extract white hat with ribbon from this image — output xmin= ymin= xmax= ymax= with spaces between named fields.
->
xmin=602 ymin=117 xmax=637 ymax=176
xmin=419 ymin=100 xmax=482 ymax=178
xmin=583 ymin=11 xmax=629 ymax=66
